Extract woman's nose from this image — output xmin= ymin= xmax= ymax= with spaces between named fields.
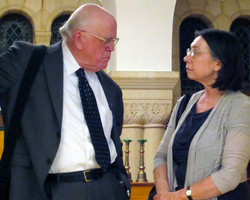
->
xmin=183 ymin=54 xmax=190 ymax=63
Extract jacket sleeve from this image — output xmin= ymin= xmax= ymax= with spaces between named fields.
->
xmin=0 ymin=41 xmax=35 ymax=133
xmin=0 ymin=41 xmax=35 ymax=94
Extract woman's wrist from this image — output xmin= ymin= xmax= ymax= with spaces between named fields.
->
xmin=176 ymin=188 xmax=189 ymax=200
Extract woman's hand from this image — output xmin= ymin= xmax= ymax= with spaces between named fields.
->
xmin=153 ymin=191 xmax=183 ymax=200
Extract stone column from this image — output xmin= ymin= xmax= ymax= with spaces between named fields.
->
xmin=35 ymin=31 xmax=51 ymax=46
xmin=109 ymin=71 xmax=179 ymax=182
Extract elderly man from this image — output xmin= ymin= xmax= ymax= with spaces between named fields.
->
xmin=0 ymin=3 xmax=130 ymax=200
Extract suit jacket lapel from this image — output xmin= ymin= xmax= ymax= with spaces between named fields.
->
xmin=44 ymin=42 xmax=64 ymax=127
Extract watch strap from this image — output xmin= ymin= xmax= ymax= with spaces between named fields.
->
xmin=187 ymin=195 xmax=193 ymax=200
xmin=186 ymin=186 xmax=193 ymax=200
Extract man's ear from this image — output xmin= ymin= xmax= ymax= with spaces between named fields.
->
xmin=72 ymin=30 xmax=83 ymax=50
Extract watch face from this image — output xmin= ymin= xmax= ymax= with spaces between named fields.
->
xmin=186 ymin=190 xmax=192 ymax=196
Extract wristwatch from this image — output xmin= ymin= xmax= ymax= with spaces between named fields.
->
xmin=185 ymin=186 xmax=193 ymax=200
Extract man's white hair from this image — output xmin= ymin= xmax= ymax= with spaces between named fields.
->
xmin=59 ymin=4 xmax=107 ymax=42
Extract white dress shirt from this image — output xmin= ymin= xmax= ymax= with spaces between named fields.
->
xmin=49 ymin=41 xmax=117 ymax=173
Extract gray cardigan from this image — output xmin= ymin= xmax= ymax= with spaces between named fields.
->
xmin=154 ymin=90 xmax=250 ymax=199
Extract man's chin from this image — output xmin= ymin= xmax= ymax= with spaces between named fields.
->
xmin=92 ymin=65 xmax=107 ymax=72
xmin=82 ymin=62 xmax=108 ymax=72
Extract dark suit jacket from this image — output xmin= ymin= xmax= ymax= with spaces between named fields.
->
xmin=0 ymin=41 xmax=129 ymax=199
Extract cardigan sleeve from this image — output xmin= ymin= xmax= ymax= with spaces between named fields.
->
xmin=153 ymin=98 xmax=181 ymax=170
xmin=211 ymin=97 xmax=250 ymax=194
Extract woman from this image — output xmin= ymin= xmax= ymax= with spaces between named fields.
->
xmin=153 ymin=29 xmax=250 ymax=200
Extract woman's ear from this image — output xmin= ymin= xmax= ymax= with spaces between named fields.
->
xmin=214 ymin=60 xmax=222 ymax=72
xmin=72 ymin=30 xmax=83 ymax=50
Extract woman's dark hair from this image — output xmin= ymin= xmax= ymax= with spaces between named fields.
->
xmin=195 ymin=29 xmax=243 ymax=91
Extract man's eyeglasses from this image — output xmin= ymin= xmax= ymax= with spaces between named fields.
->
xmin=80 ymin=30 xmax=119 ymax=46
xmin=186 ymin=48 xmax=210 ymax=58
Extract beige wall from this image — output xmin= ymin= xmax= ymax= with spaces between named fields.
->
xmin=115 ymin=0 xmax=176 ymax=72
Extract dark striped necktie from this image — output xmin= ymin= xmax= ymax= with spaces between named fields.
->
xmin=75 ymin=68 xmax=110 ymax=172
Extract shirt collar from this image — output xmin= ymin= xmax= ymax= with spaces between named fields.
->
xmin=62 ymin=40 xmax=80 ymax=77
